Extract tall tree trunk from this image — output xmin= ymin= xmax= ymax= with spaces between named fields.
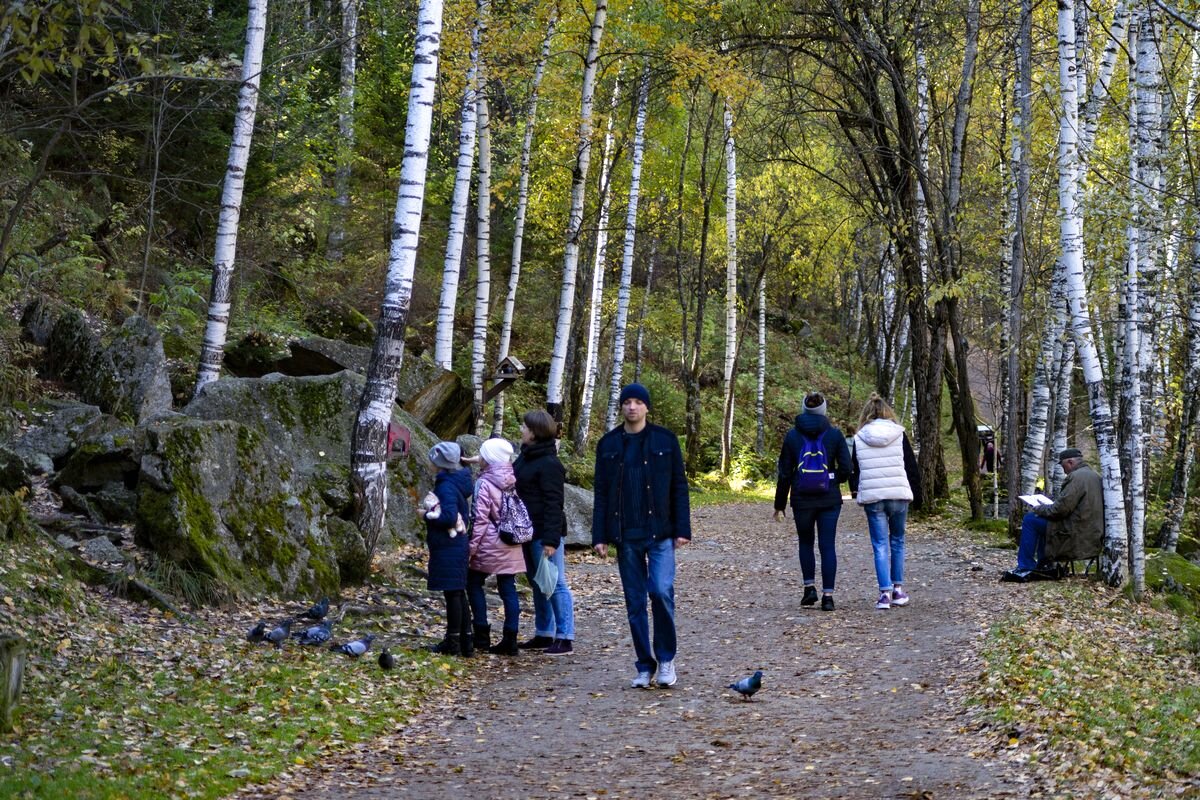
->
xmin=604 ymin=65 xmax=650 ymax=431
xmin=574 ymin=77 xmax=622 ymax=449
xmin=433 ymin=4 xmax=484 ymax=371
xmin=1005 ymin=0 xmax=1032 ymax=535
xmin=325 ymin=0 xmax=358 ymax=262
xmin=755 ymin=270 xmax=767 ymax=456
xmin=471 ymin=34 xmax=492 ymax=436
xmin=546 ymin=0 xmax=608 ymax=421
xmin=194 ymin=0 xmax=269 ymax=397
xmin=351 ymin=0 xmax=444 ymax=557
xmin=720 ymin=100 xmax=739 ymax=474
xmin=634 ymin=238 xmax=657 ymax=384
xmin=1056 ymin=0 xmax=1128 ymax=587
xmin=493 ymin=7 xmax=557 ymax=436
xmin=684 ymin=92 xmax=720 ymax=474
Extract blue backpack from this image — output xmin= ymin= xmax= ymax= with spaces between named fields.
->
xmin=792 ymin=431 xmax=831 ymax=495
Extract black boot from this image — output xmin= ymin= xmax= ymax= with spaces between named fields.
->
xmin=459 ymin=615 xmax=475 ymax=658
xmin=430 ymin=635 xmax=461 ymax=656
xmin=518 ymin=635 xmax=554 ymax=650
xmin=801 ymin=586 xmax=818 ymax=607
xmin=473 ymin=624 xmax=492 ymax=651
xmin=489 ymin=629 xmax=519 ymax=656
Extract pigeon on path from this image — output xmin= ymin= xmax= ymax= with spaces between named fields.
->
xmin=728 ymin=670 xmax=763 ymax=700
xmin=246 ymin=621 xmax=268 ymax=643
xmin=294 ymin=620 xmax=333 ymax=646
xmin=265 ymin=619 xmax=293 ymax=648
xmin=331 ymin=634 xmax=376 ymax=657
xmin=299 ymin=597 xmax=330 ymax=621
xmin=378 ymin=647 xmax=395 ymax=670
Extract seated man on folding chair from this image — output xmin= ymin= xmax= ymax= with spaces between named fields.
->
xmin=1002 ymin=448 xmax=1104 ymax=583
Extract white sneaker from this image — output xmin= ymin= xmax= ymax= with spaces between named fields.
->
xmin=656 ymin=660 xmax=677 ymax=687
xmin=875 ymin=592 xmax=892 ymax=610
xmin=630 ymin=671 xmax=653 ymax=689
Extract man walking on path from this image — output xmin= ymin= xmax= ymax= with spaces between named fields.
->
xmin=592 ymin=383 xmax=691 ymax=689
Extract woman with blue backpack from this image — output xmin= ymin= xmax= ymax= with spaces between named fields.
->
xmin=773 ymin=392 xmax=853 ymax=611
xmin=466 ymin=437 xmax=529 ymax=656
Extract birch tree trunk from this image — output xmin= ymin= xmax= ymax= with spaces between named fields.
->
xmin=325 ymin=0 xmax=358 ymax=262
xmin=755 ymin=270 xmax=767 ymax=457
xmin=574 ymin=77 xmax=621 ymax=449
xmin=719 ymin=100 xmax=739 ymax=474
xmin=493 ymin=8 xmax=556 ymax=436
xmin=351 ymin=0 xmax=443 ymax=556
xmin=1056 ymin=0 xmax=1128 ymax=587
xmin=194 ymin=0 xmax=269 ymax=398
xmin=915 ymin=20 xmax=930 ymax=284
xmin=546 ymin=0 xmax=608 ymax=421
xmin=432 ymin=4 xmax=484 ymax=371
xmin=471 ymin=42 xmax=492 ymax=436
xmin=604 ymin=65 xmax=650 ymax=431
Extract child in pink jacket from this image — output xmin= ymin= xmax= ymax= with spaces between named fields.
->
xmin=466 ymin=438 xmax=526 ymax=655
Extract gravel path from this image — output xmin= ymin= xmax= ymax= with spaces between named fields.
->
xmin=237 ymin=502 xmax=1035 ymax=799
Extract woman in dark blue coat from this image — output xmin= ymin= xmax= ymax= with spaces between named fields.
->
xmin=423 ymin=441 xmax=476 ymax=656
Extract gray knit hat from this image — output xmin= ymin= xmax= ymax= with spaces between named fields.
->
xmin=429 ymin=441 xmax=462 ymax=470
xmin=1058 ymin=447 xmax=1083 ymax=462
xmin=803 ymin=392 xmax=827 ymax=417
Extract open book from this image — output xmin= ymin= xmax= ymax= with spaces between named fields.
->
xmin=1018 ymin=493 xmax=1053 ymax=507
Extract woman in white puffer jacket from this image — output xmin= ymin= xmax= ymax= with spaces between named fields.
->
xmin=850 ymin=394 xmax=923 ymax=610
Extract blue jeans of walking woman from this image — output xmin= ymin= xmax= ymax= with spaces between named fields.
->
xmin=864 ymin=499 xmax=909 ymax=591
xmin=524 ymin=542 xmax=575 ymax=640
xmin=793 ymin=506 xmax=841 ymax=593
xmin=616 ymin=535 xmax=677 ymax=674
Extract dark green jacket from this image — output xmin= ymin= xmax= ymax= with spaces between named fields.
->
xmin=1034 ymin=463 xmax=1103 ymax=561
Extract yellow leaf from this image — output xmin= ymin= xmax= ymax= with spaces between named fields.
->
xmin=56 ymin=638 xmax=71 ymax=653
xmin=2 ymin=596 xmax=13 ymax=607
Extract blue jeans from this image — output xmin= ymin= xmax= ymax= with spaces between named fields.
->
xmin=864 ymin=499 xmax=909 ymax=591
xmin=616 ymin=536 xmax=677 ymax=674
xmin=1018 ymin=513 xmax=1048 ymax=572
xmin=524 ymin=542 xmax=575 ymax=640
xmin=793 ymin=506 xmax=841 ymax=592
xmin=466 ymin=569 xmax=520 ymax=633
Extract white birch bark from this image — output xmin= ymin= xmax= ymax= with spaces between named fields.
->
xmin=546 ymin=0 xmax=608 ymax=419
xmin=1080 ymin=0 xmax=1130 ymax=162
xmin=720 ymin=99 xmax=739 ymax=473
xmin=350 ymin=0 xmax=443 ymax=555
xmin=915 ymin=23 xmax=930 ymax=283
xmin=492 ymin=8 xmax=557 ymax=436
xmin=432 ymin=5 xmax=484 ymax=371
xmin=471 ymin=38 xmax=492 ymax=436
xmin=574 ymin=76 xmax=621 ymax=448
xmin=1056 ymin=0 xmax=1128 ymax=587
xmin=326 ymin=0 xmax=358 ymax=262
xmin=755 ymin=271 xmax=767 ymax=456
xmin=604 ymin=65 xmax=650 ymax=431
xmin=194 ymin=0 xmax=269 ymax=397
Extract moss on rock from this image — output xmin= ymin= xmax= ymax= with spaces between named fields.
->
xmin=1146 ymin=550 xmax=1200 ymax=618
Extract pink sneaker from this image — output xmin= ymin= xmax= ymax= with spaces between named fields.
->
xmin=891 ymin=588 xmax=910 ymax=607
xmin=875 ymin=592 xmax=891 ymax=610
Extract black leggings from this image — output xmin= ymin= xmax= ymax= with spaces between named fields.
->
xmin=444 ymin=589 xmax=469 ymax=637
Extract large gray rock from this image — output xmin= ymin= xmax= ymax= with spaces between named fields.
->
xmin=562 ymin=484 xmax=594 ymax=548
xmin=54 ymin=425 xmax=145 ymax=492
xmin=9 ymin=402 xmax=107 ymax=472
xmin=0 ymin=446 xmax=31 ymax=494
xmin=136 ymin=417 xmax=341 ymax=598
xmin=183 ymin=370 xmax=439 ymax=546
xmin=39 ymin=308 xmax=172 ymax=424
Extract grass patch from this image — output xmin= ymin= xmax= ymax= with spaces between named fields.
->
xmin=690 ymin=478 xmax=774 ymax=508
xmin=978 ymin=581 xmax=1200 ymax=791
xmin=0 ymin=534 xmax=462 ymax=799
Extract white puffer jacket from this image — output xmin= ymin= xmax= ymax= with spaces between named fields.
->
xmin=853 ymin=419 xmax=913 ymax=505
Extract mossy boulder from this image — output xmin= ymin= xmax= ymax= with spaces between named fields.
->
xmin=38 ymin=309 xmax=172 ymax=424
xmin=136 ymin=417 xmax=341 ymax=599
xmin=0 ymin=446 xmax=31 ymax=494
xmin=1146 ymin=550 xmax=1200 ymax=617
xmin=7 ymin=402 xmax=107 ymax=473
xmin=184 ymin=370 xmax=440 ymax=545
xmin=305 ymin=301 xmax=376 ymax=346
xmin=54 ymin=425 xmax=145 ymax=492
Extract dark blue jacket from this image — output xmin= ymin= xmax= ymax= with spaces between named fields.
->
xmin=425 ymin=467 xmax=474 ymax=591
xmin=774 ymin=412 xmax=852 ymax=511
xmin=592 ymin=423 xmax=691 ymax=545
